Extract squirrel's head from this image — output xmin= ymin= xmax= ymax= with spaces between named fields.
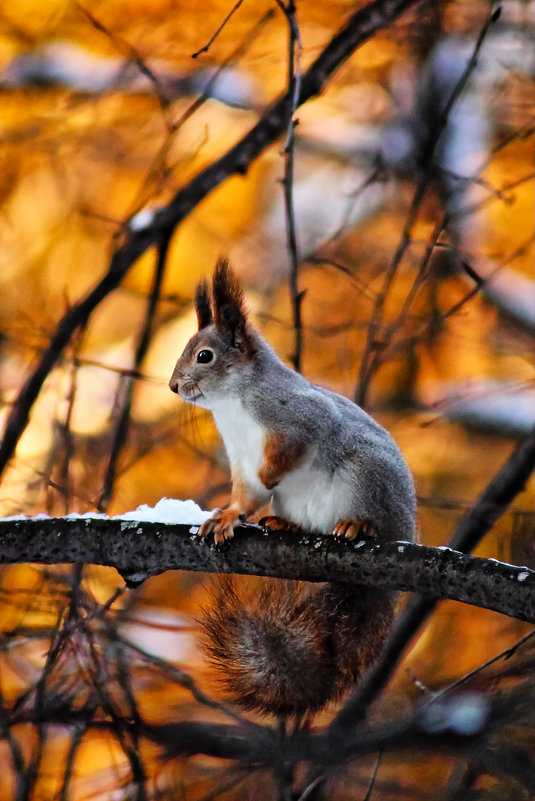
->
xmin=169 ymin=259 xmax=256 ymax=407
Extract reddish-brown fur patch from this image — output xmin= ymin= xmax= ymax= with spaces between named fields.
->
xmin=258 ymin=432 xmax=306 ymax=489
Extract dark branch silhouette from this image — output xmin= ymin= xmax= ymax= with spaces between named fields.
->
xmin=0 ymin=0 xmax=422 ymax=478
xmin=2 ymin=424 xmax=535 ymax=621
xmin=0 ymin=520 xmax=534 ymax=623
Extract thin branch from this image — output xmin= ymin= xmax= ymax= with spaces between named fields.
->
xmin=278 ymin=0 xmax=303 ymax=372
xmin=0 ymin=0 xmax=422 ymax=480
xmin=128 ymin=7 xmax=275 ymax=217
xmin=354 ymin=175 xmax=429 ymax=407
xmin=27 ymin=681 xmax=527 ymax=768
xmin=363 ymin=751 xmax=382 ymax=801
xmin=98 ymin=234 xmax=172 ymax=511
xmin=59 ymin=721 xmax=88 ymax=801
xmin=192 ymin=0 xmax=246 ymax=58
xmin=0 ymin=682 xmax=26 ymax=798
xmin=114 ymin=632 xmax=256 ymax=729
xmin=76 ymin=4 xmax=173 ymax=124
xmin=358 ymin=214 xmax=448 ymax=380
xmin=56 ymin=329 xmax=85 ymax=514
xmin=450 ymin=170 xmax=535 ymax=220
xmin=432 ymin=627 xmax=535 ymax=700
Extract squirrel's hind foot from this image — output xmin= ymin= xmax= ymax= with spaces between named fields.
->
xmin=333 ymin=519 xmax=377 ymax=541
xmin=260 ymin=515 xmax=303 ymax=534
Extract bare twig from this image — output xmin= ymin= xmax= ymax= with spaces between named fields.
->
xmin=192 ymin=0 xmax=246 ymax=58
xmin=363 ymin=751 xmax=382 ymax=801
xmin=354 ymin=174 xmax=428 ymax=407
xmin=0 ymin=683 xmax=26 ymax=798
xmin=76 ymin=3 xmax=173 ymax=124
xmin=432 ymin=627 xmax=535 ymax=700
xmin=115 ymin=632 xmax=255 ymax=728
xmin=128 ymin=8 xmax=275 ymax=217
xmin=56 ymin=329 xmax=86 ymax=514
xmin=21 ymin=604 xmax=71 ymax=800
xmin=450 ymin=170 xmax=535 ymax=220
xmin=355 ymin=214 xmax=448 ymax=387
xmin=83 ymin=626 xmax=148 ymax=799
xmin=278 ymin=0 xmax=304 ymax=372
xmin=39 ymin=680 xmax=530 ymax=766
xmin=59 ymin=722 xmax=89 ymax=801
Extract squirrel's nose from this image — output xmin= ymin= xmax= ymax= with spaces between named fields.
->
xmin=169 ymin=377 xmax=179 ymax=394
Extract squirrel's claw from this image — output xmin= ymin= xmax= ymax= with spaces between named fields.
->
xmin=259 ymin=515 xmax=303 ymax=534
xmin=199 ymin=508 xmax=243 ymax=544
xmin=333 ymin=519 xmax=377 ymax=541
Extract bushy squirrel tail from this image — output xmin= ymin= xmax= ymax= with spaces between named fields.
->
xmin=200 ymin=577 xmax=396 ymax=717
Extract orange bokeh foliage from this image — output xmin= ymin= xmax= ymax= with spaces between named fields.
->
xmin=0 ymin=0 xmax=534 ymax=798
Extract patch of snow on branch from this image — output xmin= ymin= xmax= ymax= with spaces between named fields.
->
xmin=117 ymin=498 xmax=211 ymax=525
xmin=1 ymin=498 xmax=211 ymax=525
xmin=0 ymin=512 xmax=54 ymax=522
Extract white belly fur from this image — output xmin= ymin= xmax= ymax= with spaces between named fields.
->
xmin=273 ymin=450 xmax=356 ymax=535
xmin=210 ymin=399 xmax=356 ymax=531
xmin=210 ymin=397 xmax=269 ymax=499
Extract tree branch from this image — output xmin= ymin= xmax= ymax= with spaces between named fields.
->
xmin=0 ymin=519 xmax=534 ymax=623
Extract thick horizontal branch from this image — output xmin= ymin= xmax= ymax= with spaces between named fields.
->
xmin=0 ymin=0 xmax=421 ymax=477
xmin=0 ymin=518 xmax=534 ymax=623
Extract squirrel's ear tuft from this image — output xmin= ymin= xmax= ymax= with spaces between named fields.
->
xmin=212 ymin=258 xmax=249 ymax=349
xmin=195 ymin=279 xmax=212 ymax=330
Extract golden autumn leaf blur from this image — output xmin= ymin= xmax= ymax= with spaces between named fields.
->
xmin=0 ymin=0 xmax=534 ymax=798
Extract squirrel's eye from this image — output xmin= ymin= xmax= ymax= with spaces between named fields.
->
xmin=196 ymin=349 xmax=214 ymax=364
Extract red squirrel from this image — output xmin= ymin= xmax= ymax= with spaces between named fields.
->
xmin=169 ymin=260 xmax=417 ymax=716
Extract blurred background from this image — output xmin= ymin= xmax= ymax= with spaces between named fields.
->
xmin=0 ymin=0 xmax=534 ymax=798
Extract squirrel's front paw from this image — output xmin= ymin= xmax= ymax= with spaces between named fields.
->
xmin=333 ymin=519 xmax=377 ymax=541
xmin=199 ymin=508 xmax=244 ymax=545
